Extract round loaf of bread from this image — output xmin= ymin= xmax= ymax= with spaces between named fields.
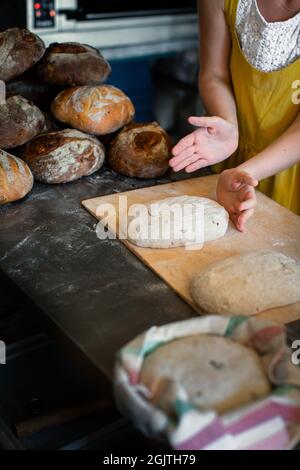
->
xmin=108 ymin=122 xmax=171 ymax=178
xmin=0 ymin=149 xmax=33 ymax=205
xmin=6 ymin=77 xmax=61 ymax=111
xmin=23 ymin=129 xmax=105 ymax=184
xmin=0 ymin=95 xmax=45 ymax=149
xmin=0 ymin=28 xmax=45 ymax=82
xmin=51 ymin=85 xmax=135 ymax=135
xmin=191 ymin=251 xmax=300 ymax=316
xmin=139 ymin=334 xmax=271 ymax=414
xmin=38 ymin=42 xmax=111 ymax=86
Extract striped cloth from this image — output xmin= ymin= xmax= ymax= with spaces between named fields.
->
xmin=114 ymin=316 xmax=300 ymax=450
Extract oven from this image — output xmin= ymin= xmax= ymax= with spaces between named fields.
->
xmin=1 ymin=1 xmax=198 ymax=59
xmin=1 ymin=1 xmax=200 ymax=133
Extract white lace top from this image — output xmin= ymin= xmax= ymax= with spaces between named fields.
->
xmin=236 ymin=0 xmax=300 ymax=72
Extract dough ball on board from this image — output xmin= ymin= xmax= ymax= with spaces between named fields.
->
xmin=127 ymin=195 xmax=229 ymax=248
xmin=0 ymin=28 xmax=45 ymax=82
xmin=108 ymin=122 xmax=171 ymax=179
xmin=38 ymin=42 xmax=111 ymax=86
xmin=0 ymin=95 xmax=45 ymax=149
xmin=191 ymin=250 xmax=300 ymax=316
xmin=140 ymin=334 xmax=271 ymax=414
xmin=23 ymin=129 xmax=105 ymax=184
xmin=0 ymin=149 xmax=33 ymax=205
xmin=51 ymin=85 xmax=135 ymax=135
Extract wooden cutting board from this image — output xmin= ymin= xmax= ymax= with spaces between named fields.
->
xmin=82 ymin=175 xmax=300 ymax=325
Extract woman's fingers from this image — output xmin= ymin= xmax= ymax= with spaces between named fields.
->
xmin=172 ymin=153 xmax=200 ymax=172
xmin=229 ymin=189 xmax=256 ymax=213
xmin=231 ymin=170 xmax=258 ymax=190
xmin=238 ymin=190 xmax=256 ymax=212
xmin=188 ymin=116 xmax=218 ymax=130
xmin=236 ymin=209 xmax=255 ymax=232
xmin=172 ymin=133 xmax=195 ymax=156
xmin=169 ymin=145 xmax=195 ymax=168
xmin=185 ymin=159 xmax=208 ymax=173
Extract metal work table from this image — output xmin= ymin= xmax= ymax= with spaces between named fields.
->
xmin=0 ymin=167 xmax=299 ymax=381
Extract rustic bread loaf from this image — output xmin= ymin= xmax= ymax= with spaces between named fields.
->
xmin=0 ymin=28 xmax=45 ymax=82
xmin=23 ymin=129 xmax=105 ymax=184
xmin=140 ymin=334 xmax=271 ymax=415
xmin=0 ymin=149 xmax=33 ymax=205
xmin=108 ymin=122 xmax=171 ymax=178
xmin=0 ymin=95 xmax=45 ymax=149
xmin=38 ymin=42 xmax=111 ymax=86
xmin=191 ymin=251 xmax=300 ymax=316
xmin=6 ymin=77 xmax=61 ymax=111
xmin=51 ymin=85 xmax=135 ymax=135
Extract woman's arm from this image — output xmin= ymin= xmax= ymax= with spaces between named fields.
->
xmin=239 ymin=112 xmax=300 ymax=179
xmin=198 ymin=0 xmax=238 ymax=126
xmin=170 ymin=0 xmax=239 ymax=173
xmin=217 ymin=111 xmax=300 ymax=231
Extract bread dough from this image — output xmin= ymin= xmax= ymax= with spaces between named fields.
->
xmin=127 ymin=195 xmax=229 ymax=248
xmin=191 ymin=250 xmax=300 ymax=316
xmin=139 ymin=334 xmax=271 ymax=414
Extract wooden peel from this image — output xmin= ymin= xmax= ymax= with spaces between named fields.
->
xmin=82 ymin=175 xmax=300 ymax=325
xmin=0 ymin=80 xmax=6 ymax=105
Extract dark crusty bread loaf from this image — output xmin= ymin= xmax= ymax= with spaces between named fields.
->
xmin=51 ymin=85 xmax=135 ymax=135
xmin=108 ymin=122 xmax=171 ymax=178
xmin=0 ymin=149 xmax=33 ymax=205
xmin=23 ymin=129 xmax=105 ymax=184
xmin=0 ymin=28 xmax=45 ymax=82
xmin=38 ymin=42 xmax=111 ymax=86
xmin=6 ymin=77 xmax=61 ymax=111
xmin=0 ymin=95 xmax=45 ymax=149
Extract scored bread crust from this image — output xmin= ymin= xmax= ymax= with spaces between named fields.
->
xmin=51 ymin=85 xmax=135 ymax=135
xmin=38 ymin=42 xmax=111 ymax=86
xmin=108 ymin=122 xmax=171 ymax=179
xmin=0 ymin=28 xmax=45 ymax=81
xmin=23 ymin=129 xmax=105 ymax=184
xmin=0 ymin=150 xmax=33 ymax=205
xmin=139 ymin=334 xmax=271 ymax=415
xmin=0 ymin=95 xmax=45 ymax=149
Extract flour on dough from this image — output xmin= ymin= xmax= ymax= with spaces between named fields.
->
xmin=191 ymin=250 xmax=300 ymax=316
xmin=127 ymin=195 xmax=229 ymax=249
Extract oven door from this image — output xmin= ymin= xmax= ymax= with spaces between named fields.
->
xmin=76 ymin=0 xmax=197 ymax=20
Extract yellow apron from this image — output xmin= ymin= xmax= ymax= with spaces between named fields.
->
xmin=215 ymin=0 xmax=300 ymax=214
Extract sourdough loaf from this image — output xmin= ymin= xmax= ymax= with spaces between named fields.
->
xmin=23 ymin=129 xmax=105 ymax=184
xmin=127 ymin=196 xmax=229 ymax=248
xmin=0 ymin=95 xmax=45 ymax=149
xmin=191 ymin=251 xmax=300 ymax=316
xmin=6 ymin=76 xmax=61 ymax=111
xmin=140 ymin=334 xmax=271 ymax=414
xmin=51 ymin=85 xmax=135 ymax=135
xmin=38 ymin=42 xmax=111 ymax=86
xmin=0 ymin=28 xmax=45 ymax=82
xmin=0 ymin=149 xmax=33 ymax=205
xmin=108 ymin=122 xmax=171 ymax=178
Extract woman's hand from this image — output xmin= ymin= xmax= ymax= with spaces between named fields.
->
xmin=216 ymin=169 xmax=258 ymax=232
xmin=169 ymin=116 xmax=239 ymax=173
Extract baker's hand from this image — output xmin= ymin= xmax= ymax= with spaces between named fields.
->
xmin=216 ymin=169 xmax=258 ymax=232
xmin=169 ymin=116 xmax=239 ymax=173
